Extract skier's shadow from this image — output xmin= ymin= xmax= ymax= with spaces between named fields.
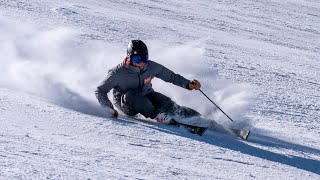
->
xmin=39 ymin=83 xmax=319 ymax=175
xmin=119 ymin=118 xmax=320 ymax=175
xmin=109 ymin=116 xmax=320 ymax=175
xmin=193 ymin=130 xmax=320 ymax=175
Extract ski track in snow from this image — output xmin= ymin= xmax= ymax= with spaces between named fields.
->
xmin=0 ymin=89 xmax=319 ymax=179
xmin=0 ymin=0 xmax=319 ymax=179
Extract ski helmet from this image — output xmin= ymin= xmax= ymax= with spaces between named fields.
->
xmin=127 ymin=40 xmax=148 ymax=56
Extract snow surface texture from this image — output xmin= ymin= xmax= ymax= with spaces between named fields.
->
xmin=0 ymin=0 xmax=319 ymax=179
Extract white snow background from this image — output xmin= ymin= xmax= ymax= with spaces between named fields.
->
xmin=0 ymin=0 xmax=319 ymax=179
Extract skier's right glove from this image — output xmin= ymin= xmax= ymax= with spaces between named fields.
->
xmin=111 ymin=109 xmax=119 ymax=118
xmin=187 ymin=79 xmax=201 ymax=90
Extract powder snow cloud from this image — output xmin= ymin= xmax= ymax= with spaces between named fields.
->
xmin=0 ymin=16 xmax=254 ymax=127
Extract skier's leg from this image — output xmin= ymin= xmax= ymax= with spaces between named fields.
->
xmin=145 ymin=91 xmax=176 ymax=115
xmin=120 ymin=90 xmax=159 ymax=118
xmin=146 ymin=91 xmax=201 ymax=117
xmin=147 ymin=91 xmax=208 ymax=127
xmin=175 ymin=106 xmax=201 ymax=117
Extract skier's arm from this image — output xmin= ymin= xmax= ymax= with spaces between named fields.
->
xmin=154 ymin=62 xmax=190 ymax=89
xmin=95 ymin=70 xmax=119 ymax=110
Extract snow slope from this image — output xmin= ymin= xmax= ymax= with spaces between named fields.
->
xmin=0 ymin=0 xmax=319 ymax=179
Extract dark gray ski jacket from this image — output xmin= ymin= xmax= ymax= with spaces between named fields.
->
xmin=95 ymin=59 xmax=190 ymax=109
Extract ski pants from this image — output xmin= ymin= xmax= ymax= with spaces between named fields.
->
xmin=117 ymin=90 xmax=201 ymax=119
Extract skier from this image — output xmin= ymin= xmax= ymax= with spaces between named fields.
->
xmin=95 ymin=40 xmax=202 ymax=124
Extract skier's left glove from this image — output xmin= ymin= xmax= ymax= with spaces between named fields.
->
xmin=187 ymin=79 xmax=201 ymax=90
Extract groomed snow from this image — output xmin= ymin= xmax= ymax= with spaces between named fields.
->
xmin=0 ymin=0 xmax=319 ymax=179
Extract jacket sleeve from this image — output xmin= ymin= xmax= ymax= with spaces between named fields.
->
xmin=153 ymin=62 xmax=190 ymax=89
xmin=95 ymin=70 xmax=119 ymax=109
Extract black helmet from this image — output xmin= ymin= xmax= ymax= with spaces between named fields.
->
xmin=127 ymin=40 xmax=148 ymax=56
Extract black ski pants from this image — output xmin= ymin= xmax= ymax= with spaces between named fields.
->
xmin=118 ymin=90 xmax=200 ymax=119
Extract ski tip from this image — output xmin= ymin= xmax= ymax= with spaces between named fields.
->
xmin=242 ymin=130 xmax=251 ymax=141
xmin=230 ymin=128 xmax=251 ymax=141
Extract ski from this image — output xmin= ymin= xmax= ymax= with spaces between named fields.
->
xmin=171 ymin=119 xmax=250 ymax=139
xmin=208 ymin=120 xmax=250 ymax=141
xmin=170 ymin=119 xmax=208 ymax=136
xmin=120 ymin=116 xmax=249 ymax=139
xmin=230 ymin=128 xmax=250 ymax=140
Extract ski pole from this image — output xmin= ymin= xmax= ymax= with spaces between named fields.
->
xmin=198 ymin=89 xmax=234 ymax=122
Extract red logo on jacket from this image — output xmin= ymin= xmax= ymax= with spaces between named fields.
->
xmin=144 ymin=77 xmax=152 ymax=84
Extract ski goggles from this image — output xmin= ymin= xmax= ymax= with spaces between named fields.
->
xmin=131 ymin=54 xmax=149 ymax=64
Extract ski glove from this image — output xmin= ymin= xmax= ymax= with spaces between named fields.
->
xmin=112 ymin=109 xmax=119 ymax=118
xmin=187 ymin=79 xmax=201 ymax=90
